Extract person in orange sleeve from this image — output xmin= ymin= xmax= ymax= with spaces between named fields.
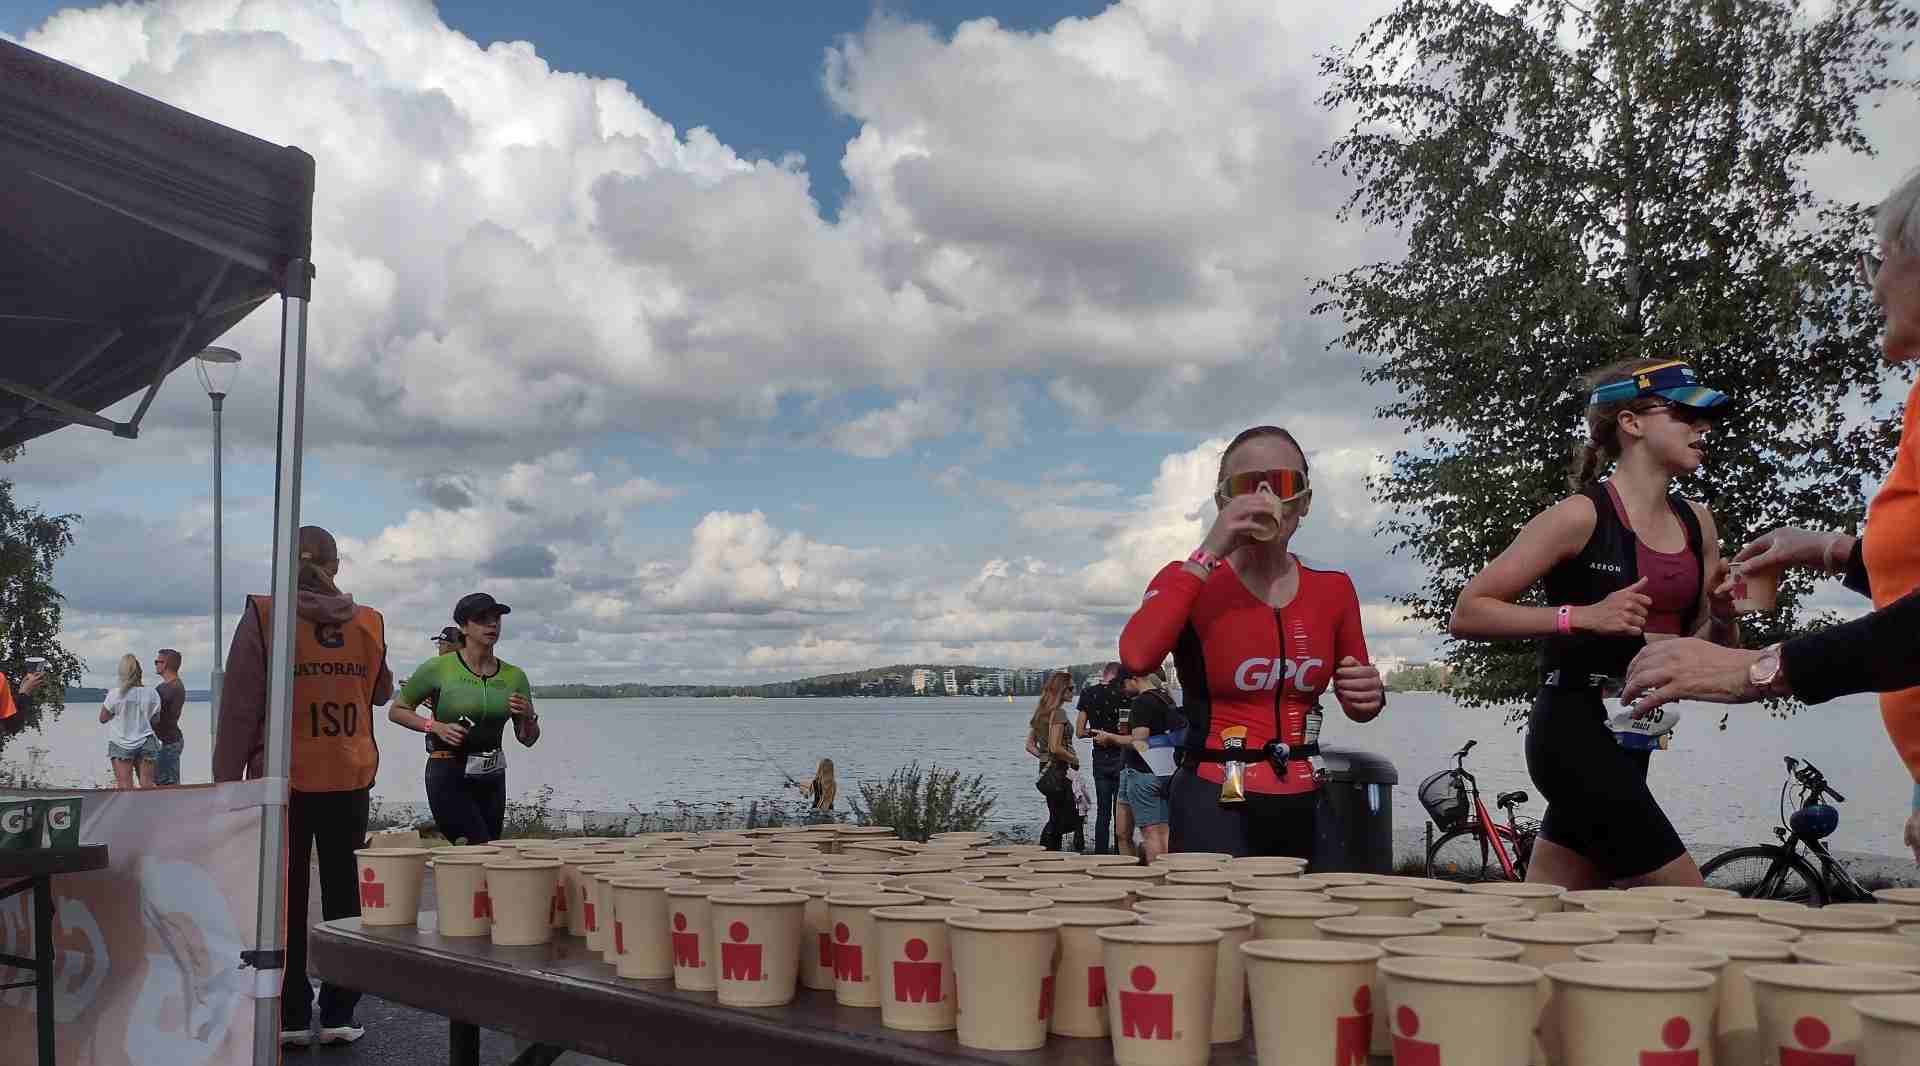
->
xmin=1625 ymin=168 xmax=1920 ymax=866
xmin=212 ymin=525 xmax=394 ymax=1047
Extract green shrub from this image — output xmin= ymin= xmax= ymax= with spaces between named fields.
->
xmin=847 ymin=762 xmax=996 ymax=842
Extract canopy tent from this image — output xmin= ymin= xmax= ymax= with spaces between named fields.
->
xmin=1 ymin=38 xmax=315 ymax=1066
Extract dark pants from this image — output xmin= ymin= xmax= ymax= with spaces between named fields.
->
xmin=1166 ymin=767 xmax=1323 ymax=860
xmin=1092 ymin=770 xmax=1121 ymax=854
xmin=285 ymin=787 xmax=370 ymax=1029
xmin=425 ymin=758 xmax=507 ymax=844
xmin=1039 ymin=783 xmax=1081 ymax=851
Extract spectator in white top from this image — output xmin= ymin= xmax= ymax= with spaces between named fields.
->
xmin=100 ymin=652 xmax=161 ymax=788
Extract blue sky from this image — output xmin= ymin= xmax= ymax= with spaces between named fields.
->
xmin=4 ymin=0 xmax=1913 ymax=690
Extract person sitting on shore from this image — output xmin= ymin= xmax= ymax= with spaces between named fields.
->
xmin=791 ymin=758 xmax=838 ymax=822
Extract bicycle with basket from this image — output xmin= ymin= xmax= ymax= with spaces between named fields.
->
xmin=1421 ymin=739 xmax=1542 ymax=882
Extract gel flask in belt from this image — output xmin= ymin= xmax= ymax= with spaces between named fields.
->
xmin=1218 ymin=725 xmax=1248 ymax=804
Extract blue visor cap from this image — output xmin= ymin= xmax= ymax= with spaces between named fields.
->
xmin=1588 ymin=361 xmax=1732 ymax=414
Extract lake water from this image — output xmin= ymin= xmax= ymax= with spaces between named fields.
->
xmin=10 ymin=692 xmax=1914 ymax=859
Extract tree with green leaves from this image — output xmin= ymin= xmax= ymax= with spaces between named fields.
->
xmin=1315 ymin=0 xmax=1917 ymax=707
xmin=0 ymin=450 xmax=80 ymax=757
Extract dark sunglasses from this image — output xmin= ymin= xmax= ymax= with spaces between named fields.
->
xmin=1859 ymin=252 xmax=1882 ymax=289
xmin=1217 ymin=468 xmax=1310 ymax=501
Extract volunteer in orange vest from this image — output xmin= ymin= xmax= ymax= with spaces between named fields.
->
xmin=1624 ymin=167 xmax=1920 ymax=865
xmin=212 ymin=525 xmax=394 ymax=1048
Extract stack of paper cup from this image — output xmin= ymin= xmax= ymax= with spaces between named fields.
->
xmin=1096 ymin=924 xmax=1222 ymax=1066
xmin=1746 ymin=965 xmax=1920 ymax=1066
xmin=429 ymin=853 xmax=495 ymax=938
xmin=483 ymin=858 xmax=561 ymax=947
xmin=666 ymin=884 xmax=722 ymax=991
xmin=948 ymin=913 xmax=1062 ymax=1050
xmin=825 ymin=891 xmax=922 ymax=1007
xmin=1462 ymin=881 xmax=1567 ymax=915
xmin=1851 ymin=993 xmax=1920 ymax=1066
xmin=1240 ymin=939 xmax=1382 ymax=1066
xmin=1247 ymin=899 xmax=1357 ymax=941
xmin=1139 ymin=911 xmax=1254 ymax=1043
xmin=1035 ymin=906 xmax=1138 ymax=1038
xmin=708 ymin=890 xmax=806 ymax=1007
xmin=1315 ymin=915 xmax=1445 ymax=1059
xmin=608 ymin=875 xmax=688 ymax=979
xmin=353 ymin=848 xmax=429 ymax=928
xmin=1381 ymin=955 xmax=1542 ymax=1066
xmin=873 ymin=904 xmax=979 ymax=1032
xmin=1544 ymin=962 xmax=1717 ymax=1066
xmin=1657 ymin=932 xmax=1792 ymax=1063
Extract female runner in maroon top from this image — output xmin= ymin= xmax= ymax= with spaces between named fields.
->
xmin=1119 ymin=425 xmax=1386 ymax=858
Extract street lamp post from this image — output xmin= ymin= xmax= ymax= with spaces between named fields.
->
xmin=196 ymin=347 xmax=241 ymax=741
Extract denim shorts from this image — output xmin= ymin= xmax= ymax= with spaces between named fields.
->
xmin=153 ymin=739 xmax=184 ymax=785
xmin=107 ymin=736 xmax=161 ymax=762
xmin=1119 ymin=767 xmax=1171 ymax=827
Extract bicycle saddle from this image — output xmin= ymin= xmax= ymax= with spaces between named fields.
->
xmin=1496 ymin=790 xmax=1529 ymax=808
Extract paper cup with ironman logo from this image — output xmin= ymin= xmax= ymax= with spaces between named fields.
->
xmin=0 ymin=799 xmax=37 ymax=851
xmin=352 ymin=848 xmax=429 ymax=927
xmin=1852 ymin=993 xmax=1920 ymax=1066
xmin=665 ymin=884 xmax=724 ymax=991
xmin=1035 ymin=884 xmax=1134 ymax=907
xmin=1485 ymin=920 xmax=1619 ymax=1066
xmin=1661 ymin=918 xmax=1799 ymax=942
xmin=574 ymin=863 xmax=622 ymax=951
xmin=608 ymin=875 xmax=689 ymax=980
xmin=482 ymin=858 xmax=560 ymax=947
xmin=429 ymin=853 xmax=495 ymax=937
xmin=551 ymin=851 xmax=606 ymax=932
xmin=1314 ymin=915 xmax=1445 ymax=1057
xmin=1656 ymin=932 xmax=1792 ymax=1065
xmin=1246 ymin=899 xmax=1357 ymax=940
xmin=707 ymin=891 xmax=806 ymax=1007
xmin=872 ymin=904 xmax=979 ymax=1032
xmin=946 ymin=913 xmax=1062 ymax=1051
xmin=1575 ymin=941 xmax=1730 ymax=983
xmin=790 ymin=882 xmax=838 ymax=991
xmin=1239 ymin=939 xmax=1383 ymax=1066
xmin=1325 ymin=885 xmax=1421 ymax=919
xmin=1748 ymin=965 xmax=1920 ymax=1066
xmin=825 ymin=891 xmax=923 ymax=1007
xmin=33 ymin=796 xmax=81 ymax=849
xmin=1545 ymin=962 xmax=1717 ymax=1066
xmin=1096 ymin=923 xmax=1223 ymax=1066
xmin=1140 ymin=910 xmax=1254 ymax=1043
xmin=1793 ymin=936 xmax=1920 ymax=974
xmin=1731 ymin=562 xmax=1780 ymax=614
xmin=1033 ymin=906 xmax=1138 ymax=1038
xmin=1763 ymin=907 xmax=1901 ymax=938
xmin=591 ymin=864 xmax=666 ymax=961
xmin=1382 ymin=955 xmax=1542 ymax=1066
xmin=1538 ymin=910 xmax=1662 ymax=944
xmin=1461 ymin=881 xmax=1568 ymax=915
xmin=1416 ymin=906 xmax=1534 ymax=938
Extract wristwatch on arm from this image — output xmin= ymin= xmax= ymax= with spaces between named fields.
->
xmin=1747 ymin=643 xmax=1791 ymax=699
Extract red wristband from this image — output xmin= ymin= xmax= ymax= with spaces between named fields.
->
xmin=1555 ymin=605 xmax=1573 ymax=635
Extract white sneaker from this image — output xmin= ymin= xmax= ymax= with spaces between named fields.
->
xmin=279 ymin=1028 xmax=314 ymax=1047
xmin=317 ymin=1023 xmax=365 ymax=1045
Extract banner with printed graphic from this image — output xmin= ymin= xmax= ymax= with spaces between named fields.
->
xmin=0 ymin=785 xmax=260 ymax=1066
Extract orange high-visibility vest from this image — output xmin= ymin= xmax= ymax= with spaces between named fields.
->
xmin=248 ymin=595 xmax=386 ymax=792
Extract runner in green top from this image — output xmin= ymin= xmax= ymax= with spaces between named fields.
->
xmin=387 ymin=593 xmax=540 ymax=843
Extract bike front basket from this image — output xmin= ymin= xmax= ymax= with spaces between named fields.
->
xmin=1417 ymin=768 xmax=1472 ymax=831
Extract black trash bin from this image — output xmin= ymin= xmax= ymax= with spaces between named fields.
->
xmin=1312 ymin=747 xmax=1399 ymax=873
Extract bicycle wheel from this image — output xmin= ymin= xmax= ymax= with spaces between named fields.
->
xmin=1699 ymin=845 xmax=1827 ymax=905
xmin=1427 ymin=827 xmax=1516 ymax=883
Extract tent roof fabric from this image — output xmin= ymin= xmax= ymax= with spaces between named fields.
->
xmin=0 ymin=39 xmax=315 ymax=450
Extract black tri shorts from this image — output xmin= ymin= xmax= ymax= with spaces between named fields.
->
xmin=1166 ymin=765 xmax=1324 ymax=861
xmin=1524 ymin=686 xmax=1687 ymax=880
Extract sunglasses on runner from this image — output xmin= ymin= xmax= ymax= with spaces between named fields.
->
xmin=1217 ymin=468 xmax=1310 ymax=501
xmin=1859 ymin=252 xmax=1882 ymax=289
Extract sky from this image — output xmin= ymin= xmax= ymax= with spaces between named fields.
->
xmin=2 ymin=0 xmax=1915 ymax=689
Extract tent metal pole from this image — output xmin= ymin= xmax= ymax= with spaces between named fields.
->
xmin=252 ymin=259 xmax=310 ymax=1066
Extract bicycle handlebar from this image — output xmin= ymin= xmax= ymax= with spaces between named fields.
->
xmin=1788 ymin=756 xmax=1845 ymax=804
xmin=1455 ymin=740 xmax=1477 ymax=763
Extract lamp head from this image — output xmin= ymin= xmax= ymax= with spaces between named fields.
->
xmin=194 ymin=346 xmax=241 ymax=398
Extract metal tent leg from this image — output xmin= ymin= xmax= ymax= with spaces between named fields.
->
xmin=250 ymin=262 xmax=311 ymax=1066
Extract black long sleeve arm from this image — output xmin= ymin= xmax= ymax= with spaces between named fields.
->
xmin=1782 ymin=582 xmax=1920 ymax=704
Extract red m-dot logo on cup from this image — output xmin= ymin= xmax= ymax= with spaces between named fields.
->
xmin=721 ymin=921 xmax=764 ymax=981
xmin=1117 ymin=965 xmax=1172 ymax=1040
xmin=1336 ymin=984 xmax=1371 ymax=1066
xmin=833 ymin=922 xmax=864 ymax=982
xmin=1638 ymin=1016 xmax=1701 ymax=1065
xmin=582 ymin=885 xmax=596 ymax=931
xmin=892 ymin=938 xmax=943 ymax=1003
xmin=1779 ymin=1016 xmax=1852 ymax=1066
xmin=671 ymin=911 xmax=702 ymax=968
xmin=1087 ymin=964 xmax=1107 ymax=1008
xmin=1038 ymin=974 xmax=1055 ymax=1020
xmin=472 ymin=890 xmax=491 ymax=920
xmin=614 ymin=921 xmax=626 ymax=956
xmin=1392 ymin=1005 xmax=1439 ymax=1066
xmin=358 ymin=867 xmax=386 ymax=909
